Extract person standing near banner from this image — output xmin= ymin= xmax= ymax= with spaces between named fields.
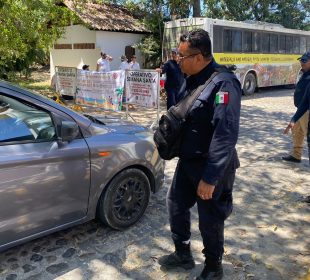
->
xmin=157 ymin=48 xmax=185 ymax=109
xmin=96 ymin=52 xmax=113 ymax=72
xmin=119 ymin=55 xmax=130 ymax=70
xmin=82 ymin=64 xmax=90 ymax=71
xmin=129 ymin=55 xmax=140 ymax=70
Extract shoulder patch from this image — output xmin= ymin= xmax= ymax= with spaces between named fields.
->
xmin=215 ymin=91 xmax=229 ymax=105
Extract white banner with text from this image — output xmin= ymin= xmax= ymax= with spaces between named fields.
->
xmin=125 ymin=70 xmax=159 ymax=108
xmin=76 ymin=70 xmax=125 ymax=111
xmin=55 ymin=66 xmax=77 ymax=97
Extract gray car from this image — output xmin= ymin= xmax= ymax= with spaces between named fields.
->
xmin=0 ymin=80 xmax=165 ymax=252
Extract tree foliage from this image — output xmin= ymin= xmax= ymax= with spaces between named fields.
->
xmin=204 ymin=0 xmax=309 ymax=29
xmin=0 ymin=0 xmax=309 ymax=75
xmin=126 ymin=0 xmax=309 ymax=66
xmin=0 ymin=0 xmax=74 ymax=77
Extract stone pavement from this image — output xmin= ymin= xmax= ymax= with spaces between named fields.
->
xmin=0 ymin=88 xmax=309 ymax=280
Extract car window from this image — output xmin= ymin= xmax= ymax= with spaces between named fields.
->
xmin=0 ymin=94 xmax=56 ymax=144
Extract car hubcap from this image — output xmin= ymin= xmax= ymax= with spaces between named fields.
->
xmin=112 ymin=177 xmax=146 ymax=221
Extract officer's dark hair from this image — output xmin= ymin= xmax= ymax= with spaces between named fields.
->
xmin=180 ymin=29 xmax=212 ymax=59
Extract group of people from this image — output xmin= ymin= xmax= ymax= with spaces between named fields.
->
xmin=80 ymin=52 xmax=140 ymax=72
xmin=95 ymin=52 xmax=140 ymax=72
xmin=155 ymin=28 xmax=310 ymax=280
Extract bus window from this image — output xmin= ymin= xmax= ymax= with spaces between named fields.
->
xmin=300 ymin=37 xmax=307 ymax=53
xmin=293 ymin=37 xmax=300 ymax=54
xmin=252 ymin=32 xmax=261 ymax=53
xmin=279 ymin=35 xmax=286 ymax=53
xmin=223 ymin=29 xmax=232 ymax=52
xmin=163 ymin=17 xmax=310 ymax=92
xmin=243 ymin=31 xmax=252 ymax=53
xmin=262 ymin=33 xmax=270 ymax=53
xmin=213 ymin=25 xmax=223 ymax=52
xmin=232 ymin=30 xmax=242 ymax=52
xmin=286 ymin=36 xmax=293 ymax=54
xmin=270 ymin=34 xmax=278 ymax=53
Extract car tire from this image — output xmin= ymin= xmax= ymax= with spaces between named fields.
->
xmin=243 ymin=73 xmax=256 ymax=95
xmin=97 ymin=168 xmax=151 ymax=230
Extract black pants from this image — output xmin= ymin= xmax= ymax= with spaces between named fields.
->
xmin=167 ymin=158 xmax=236 ymax=261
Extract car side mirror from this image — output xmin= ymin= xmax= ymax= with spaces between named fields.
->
xmin=60 ymin=121 xmax=79 ymax=142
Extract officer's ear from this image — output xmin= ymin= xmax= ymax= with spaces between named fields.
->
xmin=194 ymin=53 xmax=202 ymax=64
xmin=197 ymin=53 xmax=211 ymax=66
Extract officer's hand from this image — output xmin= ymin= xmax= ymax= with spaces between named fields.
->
xmin=283 ymin=122 xmax=295 ymax=134
xmin=197 ymin=180 xmax=215 ymax=200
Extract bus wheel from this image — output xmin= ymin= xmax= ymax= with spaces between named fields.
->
xmin=243 ymin=73 xmax=256 ymax=95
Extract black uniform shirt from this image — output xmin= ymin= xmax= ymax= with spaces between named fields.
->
xmin=179 ymin=59 xmax=242 ymax=186
xmin=292 ymin=87 xmax=310 ymax=123
xmin=162 ymin=60 xmax=184 ymax=91
xmin=294 ymin=70 xmax=310 ymax=108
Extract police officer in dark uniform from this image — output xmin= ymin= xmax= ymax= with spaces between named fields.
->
xmin=157 ymin=49 xmax=185 ymax=109
xmin=158 ymin=29 xmax=241 ymax=280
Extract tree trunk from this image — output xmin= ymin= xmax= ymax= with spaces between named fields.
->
xmin=192 ymin=0 xmax=201 ymax=17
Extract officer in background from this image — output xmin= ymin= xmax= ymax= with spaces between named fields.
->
xmin=282 ymin=51 xmax=310 ymax=163
xmin=156 ymin=49 xmax=185 ymax=109
xmin=284 ymin=51 xmax=310 ymax=202
xmin=158 ymin=29 xmax=241 ymax=280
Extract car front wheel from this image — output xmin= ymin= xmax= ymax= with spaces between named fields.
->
xmin=97 ymin=168 xmax=151 ymax=230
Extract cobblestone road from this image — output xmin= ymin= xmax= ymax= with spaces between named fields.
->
xmin=0 ymin=88 xmax=309 ymax=280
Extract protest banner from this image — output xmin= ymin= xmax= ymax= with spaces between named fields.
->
xmin=125 ymin=70 xmax=160 ymax=108
xmin=76 ymin=70 xmax=125 ymax=111
xmin=55 ymin=66 xmax=77 ymax=97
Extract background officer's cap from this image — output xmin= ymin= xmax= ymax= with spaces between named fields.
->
xmin=298 ymin=51 xmax=310 ymax=63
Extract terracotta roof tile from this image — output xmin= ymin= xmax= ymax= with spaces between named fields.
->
xmin=64 ymin=0 xmax=150 ymax=33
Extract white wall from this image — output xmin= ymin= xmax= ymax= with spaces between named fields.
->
xmin=50 ymin=25 xmax=145 ymax=78
xmin=95 ymin=31 xmax=144 ymax=70
xmin=50 ymin=49 xmax=101 ymax=78
xmin=57 ymin=25 xmax=96 ymax=44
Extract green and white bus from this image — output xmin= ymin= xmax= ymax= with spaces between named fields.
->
xmin=163 ymin=17 xmax=310 ymax=94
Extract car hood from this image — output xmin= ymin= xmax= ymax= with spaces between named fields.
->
xmin=87 ymin=114 xmax=152 ymax=136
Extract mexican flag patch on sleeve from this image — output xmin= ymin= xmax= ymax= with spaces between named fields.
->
xmin=215 ymin=91 xmax=229 ymax=105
